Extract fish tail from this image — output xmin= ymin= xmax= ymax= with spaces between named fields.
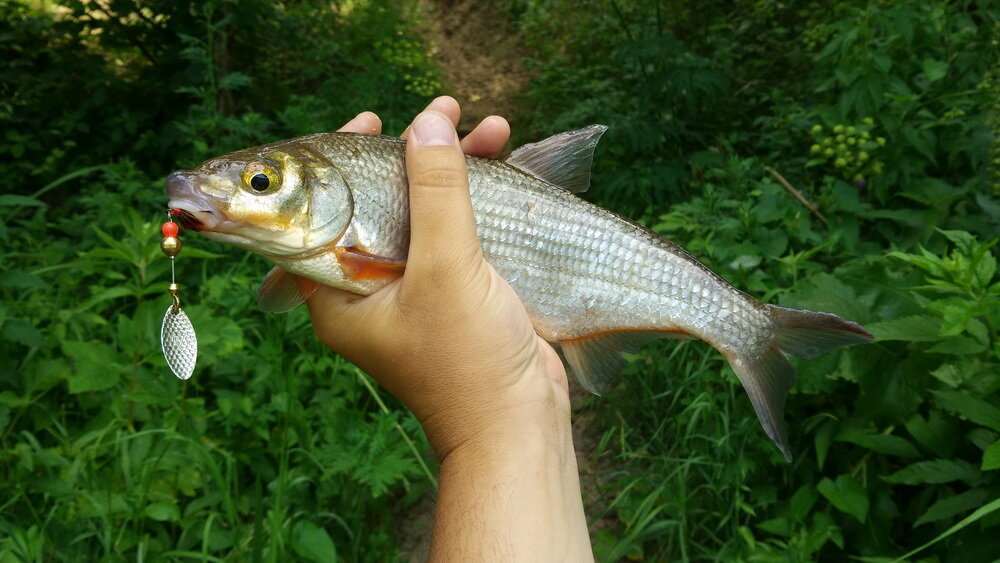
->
xmin=728 ymin=305 xmax=873 ymax=462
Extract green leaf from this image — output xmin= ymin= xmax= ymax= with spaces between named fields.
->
xmin=865 ymin=315 xmax=941 ymax=342
xmin=906 ymin=412 xmax=957 ymax=457
xmin=870 ymin=51 xmax=892 ymax=74
xmin=928 ymin=363 xmax=963 ymax=387
xmin=914 ymin=488 xmax=989 ymax=527
xmin=982 ymin=440 xmax=1000 ymax=471
xmin=900 ymin=125 xmax=936 ymax=162
xmin=77 ymin=286 xmax=135 ymax=312
xmin=815 ymin=420 xmax=837 ymax=470
xmin=291 ymin=520 xmax=337 ymax=563
xmin=922 ymin=58 xmax=948 ymax=82
xmin=836 ymin=427 xmax=920 ymax=458
xmin=0 ymin=194 xmax=45 ymax=207
xmin=882 ymin=459 xmax=980 ymax=485
xmin=933 ymin=391 xmax=1000 ymax=431
xmin=926 ymin=336 xmax=987 ymax=355
xmin=62 ymin=341 xmax=120 ymax=393
xmin=757 ymin=517 xmax=790 ymax=537
xmin=818 ymin=475 xmax=869 ymax=523
xmin=0 ymin=270 xmax=48 ymax=290
xmin=2 ymin=320 xmax=46 ymax=348
xmin=144 ymin=502 xmax=179 ymax=522
xmin=0 ymin=391 xmax=30 ymax=407
xmin=937 ymin=301 xmax=978 ymax=336
xmin=893 ymin=496 xmax=1000 ymax=562
xmin=974 ymin=250 xmax=996 ymax=290
xmin=790 ymin=485 xmax=818 ymax=521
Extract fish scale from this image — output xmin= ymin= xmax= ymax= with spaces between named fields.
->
xmin=466 ymin=161 xmax=766 ymax=349
xmin=166 ymin=125 xmax=874 ymax=461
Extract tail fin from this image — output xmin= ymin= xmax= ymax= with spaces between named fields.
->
xmin=728 ymin=306 xmax=873 ymax=462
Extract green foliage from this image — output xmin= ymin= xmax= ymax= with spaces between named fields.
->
xmin=0 ymin=0 xmax=441 ymax=560
xmin=513 ymin=0 xmax=999 ymax=560
xmin=2 ymin=0 xmax=998 ymax=560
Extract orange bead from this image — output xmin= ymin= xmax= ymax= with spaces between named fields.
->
xmin=162 ymin=222 xmax=179 ymax=237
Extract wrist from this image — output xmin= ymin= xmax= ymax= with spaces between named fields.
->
xmin=428 ymin=392 xmax=593 ymax=561
xmin=420 ymin=369 xmax=571 ymax=462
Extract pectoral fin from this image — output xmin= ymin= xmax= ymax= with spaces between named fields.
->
xmin=335 ymin=246 xmax=407 ymax=281
xmin=257 ymin=266 xmax=320 ymax=313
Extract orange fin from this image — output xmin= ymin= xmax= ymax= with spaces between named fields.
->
xmin=257 ymin=266 xmax=320 ymax=313
xmin=335 ymin=246 xmax=406 ymax=281
xmin=559 ymin=329 xmax=691 ymax=395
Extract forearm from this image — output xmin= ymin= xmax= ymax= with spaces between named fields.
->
xmin=428 ymin=402 xmax=593 ymax=562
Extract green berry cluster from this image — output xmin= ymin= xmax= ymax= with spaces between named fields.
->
xmin=807 ymin=118 xmax=886 ymax=182
xmin=800 ymin=21 xmax=829 ymax=50
xmin=377 ymin=38 xmax=427 ymax=69
xmin=404 ymin=75 xmax=441 ymax=97
xmin=377 ymin=38 xmax=442 ymax=97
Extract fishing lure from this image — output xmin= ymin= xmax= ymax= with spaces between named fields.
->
xmin=160 ymin=210 xmax=197 ymax=380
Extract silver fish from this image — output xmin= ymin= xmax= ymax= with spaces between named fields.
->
xmin=166 ymin=126 xmax=873 ymax=460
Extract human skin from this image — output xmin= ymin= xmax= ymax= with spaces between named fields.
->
xmin=307 ymin=96 xmax=593 ymax=561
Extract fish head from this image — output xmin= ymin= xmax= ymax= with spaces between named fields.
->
xmin=166 ymin=139 xmax=353 ymax=257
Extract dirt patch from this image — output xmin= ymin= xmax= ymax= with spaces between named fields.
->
xmin=417 ymin=0 xmax=534 ymax=135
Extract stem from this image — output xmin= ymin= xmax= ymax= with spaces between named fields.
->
xmin=765 ymin=167 xmax=829 ymax=227
xmin=355 ymin=368 xmax=438 ymax=490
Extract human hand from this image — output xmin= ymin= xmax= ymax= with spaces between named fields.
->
xmin=307 ymin=96 xmax=570 ymax=459
xmin=307 ymin=97 xmax=591 ymax=560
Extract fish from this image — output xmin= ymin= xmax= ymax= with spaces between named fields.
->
xmin=166 ymin=125 xmax=873 ymax=461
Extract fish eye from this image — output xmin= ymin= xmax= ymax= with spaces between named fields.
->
xmin=250 ymin=173 xmax=269 ymax=192
xmin=241 ymin=162 xmax=281 ymax=194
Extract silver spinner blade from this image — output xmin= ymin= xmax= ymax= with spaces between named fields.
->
xmin=161 ymin=306 xmax=197 ymax=380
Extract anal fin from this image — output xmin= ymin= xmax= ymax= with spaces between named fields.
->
xmin=727 ymin=347 xmax=797 ymax=463
xmin=257 ymin=266 xmax=320 ymax=313
xmin=559 ymin=329 xmax=691 ymax=395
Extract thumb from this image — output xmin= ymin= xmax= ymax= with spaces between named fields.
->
xmin=404 ymin=111 xmax=483 ymax=279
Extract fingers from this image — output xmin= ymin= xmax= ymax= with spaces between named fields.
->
xmin=401 ymin=98 xmax=509 ymax=159
xmin=403 ymin=111 xmax=483 ymax=280
xmin=461 ymin=116 xmax=510 ymax=158
xmin=337 ymin=111 xmax=382 ymax=134
xmin=401 ymin=96 xmax=461 ymax=138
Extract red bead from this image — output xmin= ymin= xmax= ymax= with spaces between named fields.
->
xmin=162 ymin=222 xmax=179 ymax=237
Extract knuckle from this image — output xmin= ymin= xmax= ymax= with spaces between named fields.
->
xmin=410 ymin=165 xmax=468 ymax=192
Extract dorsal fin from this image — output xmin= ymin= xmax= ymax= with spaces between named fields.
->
xmin=504 ymin=125 xmax=608 ymax=193
xmin=257 ymin=266 xmax=320 ymax=313
xmin=559 ymin=329 xmax=691 ymax=394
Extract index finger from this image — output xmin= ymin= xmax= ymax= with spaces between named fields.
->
xmin=338 ymin=111 xmax=383 ymax=134
xmin=400 ymin=96 xmax=461 ymax=138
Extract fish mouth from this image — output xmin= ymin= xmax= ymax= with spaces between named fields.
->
xmin=172 ymin=208 xmax=206 ymax=231
xmin=165 ymin=171 xmax=227 ymax=233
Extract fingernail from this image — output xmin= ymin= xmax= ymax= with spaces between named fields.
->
xmin=413 ymin=112 xmax=455 ymax=147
